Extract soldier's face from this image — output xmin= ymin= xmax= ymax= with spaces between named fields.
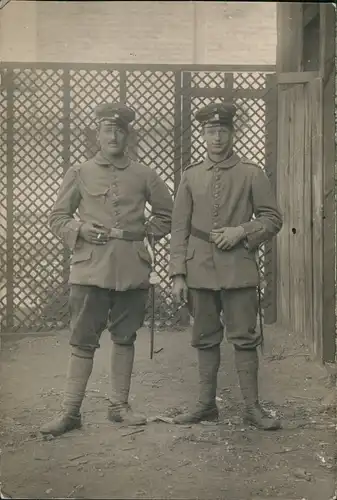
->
xmin=202 ymin=123 xmax=232 ymax=155
xmin=98 ymin=122 xmax=128 ymax=156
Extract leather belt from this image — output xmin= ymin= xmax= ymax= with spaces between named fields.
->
xmin=107 ymin=228 xmax=145 ymax=241
xmin=190 ymin=226 xmax=213 ymax=242
xmin=190 ymin=225 xmax=249 ymax=249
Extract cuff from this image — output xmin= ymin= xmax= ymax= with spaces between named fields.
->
xmin=240 ymin=221 xmax=266 ymax=251
xmin=240 ymin=220 xmax=264 ymax=235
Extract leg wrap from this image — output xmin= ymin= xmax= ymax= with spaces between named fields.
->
xmin=110 ymin=343 xmax=135 ymax=406
xmin=61 ymin=346 xmax=95 ymax=415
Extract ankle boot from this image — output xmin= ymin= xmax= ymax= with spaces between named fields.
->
xmin=108 ymin=343 xmax=146 ymax=426
xmin=173 ymin=345 xmax=220 ymax=424
xmin=234 ymin=347 xmax=281 ymax=430
xmin=40 ymin=347 xmax=94 ymax=437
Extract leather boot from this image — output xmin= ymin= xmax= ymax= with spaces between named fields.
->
xmin=173 ymin=345 xmax=220 ymax=424
xmin=234 ymin=347 xmax=281 ymax=430
xmin=40 ymin=347 xmax=94 ymax=437
xmin=108 ymin=343 xmax=147 ymax=426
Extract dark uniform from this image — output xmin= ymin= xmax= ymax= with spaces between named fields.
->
xmin=40 ymin=103 xmax=173 ymax=436
xmin=169 ymin=103 xmax=283 ymax=429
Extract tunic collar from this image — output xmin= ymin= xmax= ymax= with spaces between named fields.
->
xmin=94 ymin=151 xmax=130 ymax=170
xmin=204 ymin=152 xmax=241 ymax=170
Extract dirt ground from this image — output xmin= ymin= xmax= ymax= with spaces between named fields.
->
xmin=0 ymin=323 xmax=336 ymax=500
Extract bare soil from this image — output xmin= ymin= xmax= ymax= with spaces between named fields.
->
xmin=0 ymin=324 xmax=336 ymax=500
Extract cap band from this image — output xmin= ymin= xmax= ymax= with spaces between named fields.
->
xmin=203 ymin=117 xmax=233 ymax=126
xmin=94 ymin=103 xmax=135 ymax=126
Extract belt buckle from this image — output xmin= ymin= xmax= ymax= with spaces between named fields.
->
xmin=109 ymin=228 xmax=124 ymax=239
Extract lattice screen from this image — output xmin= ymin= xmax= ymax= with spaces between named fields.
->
xmin=0 ymin=65 xmax=276 ymax=332
xmin=1 ymin=69 xmax=68 ymax=331
xmin=0 ymin=85 xmax=7 ymax=329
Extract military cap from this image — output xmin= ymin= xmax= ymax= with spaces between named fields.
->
xmin=195 ymin=102 xmax=236 ymax=126
xmin=94 ymin=102 xmax=135 ymax=129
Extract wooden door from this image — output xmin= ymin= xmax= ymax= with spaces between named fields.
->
xmin=277 ymin=74 xmax=334 ymax=362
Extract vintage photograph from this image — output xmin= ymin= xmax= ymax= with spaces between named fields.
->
xmin=0 ymin=1 xmax=336 ymax=499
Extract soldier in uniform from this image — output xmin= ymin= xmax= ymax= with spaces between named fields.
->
xmin=169 ymin=102 xmax=283 ymax=430
xmin=40 ymin=103 xmax=173 ymax=437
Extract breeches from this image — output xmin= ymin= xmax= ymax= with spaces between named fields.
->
xmin=69 ymin=285 xmax=149 ymax=350
xmin=188 ymin=287 xmax=261 ymax=350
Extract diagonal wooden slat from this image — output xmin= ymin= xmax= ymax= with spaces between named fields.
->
xmin=0 ymin=67 xmax=274 ymax=332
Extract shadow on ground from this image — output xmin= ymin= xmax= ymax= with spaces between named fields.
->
xmin=0 ymin=324 xmax=336 ymax=499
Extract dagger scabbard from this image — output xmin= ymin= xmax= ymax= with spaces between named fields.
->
xmin=147 ymin=233 xmax=158 ymax=360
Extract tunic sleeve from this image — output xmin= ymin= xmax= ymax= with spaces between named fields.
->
xmin=241 ymin=168 xmax=283 ymax=251
xmin=169 ymin=172 xmax=193 ymax=277
xmin=48 ymin=167 xmax=83 ymax=251
xmin=145 ymin=168 xmax=173 ymax=240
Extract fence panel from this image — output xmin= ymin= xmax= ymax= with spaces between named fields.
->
xmin=0 ymin=63 xmax=276 ymax=332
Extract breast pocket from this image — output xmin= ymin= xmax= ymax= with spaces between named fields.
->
xmin=79 ymin=178 xmax=110 ymax=203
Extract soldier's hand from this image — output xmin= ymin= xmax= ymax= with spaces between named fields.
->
xmin=79 ymin=222 xmax=109 ymax=245
xmin=211 ymin=226 xmax=245 ymax=250
xmin=172 ymin=275 xmax=188 ymax=304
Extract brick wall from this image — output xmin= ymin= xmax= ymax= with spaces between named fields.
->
xmin=1 ymin=1 xmax=276 ymax=64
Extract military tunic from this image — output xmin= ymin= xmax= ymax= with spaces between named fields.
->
xmin=169 ymin=153 xmax=283 ymax=290
xmin=50 ymin=151 xmax=173 ymax=291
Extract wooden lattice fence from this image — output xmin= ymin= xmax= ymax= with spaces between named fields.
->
xmin=0 ymin=63 xmax=277 ymax=333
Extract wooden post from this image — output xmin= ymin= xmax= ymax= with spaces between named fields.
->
xmin=311 ymin=77 xmax=324 ymax=362
xmin=179 ymin=71 xmax=192 ymax=326
xmin=276 ymin=3 xmax=303 ymax=73
xmin=264 ymin=74 xmax=278 ymax=324
xmin=62 ymin=68 xmax=71 ymax=293
xmin=319 ymin=4 xmax=336 ymax=363
xmin=5 ymin=70 xmax=14 ymax=332
xmin=173 ymin=71 xmax=182 ymax=194
xmin=181 ymin=71 xmax=192 ymax=170
xmin=127 ymin=126 xmax=138 ymax=160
